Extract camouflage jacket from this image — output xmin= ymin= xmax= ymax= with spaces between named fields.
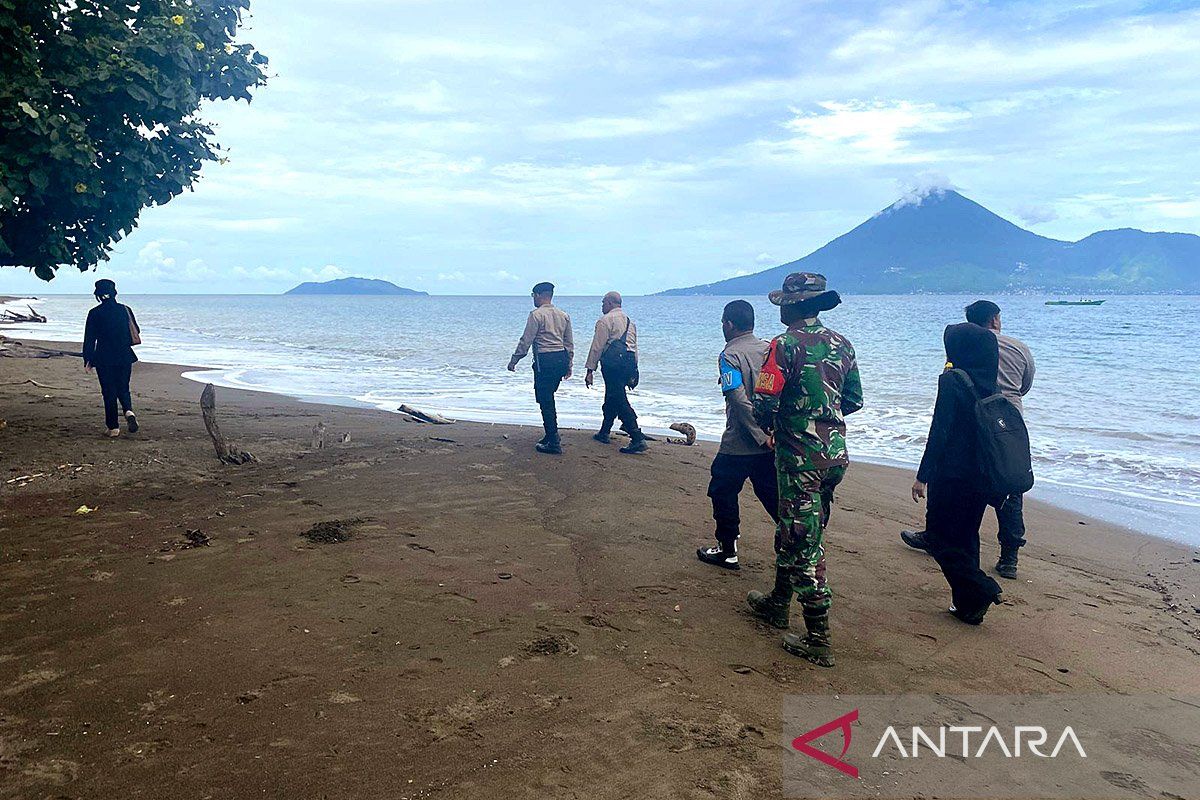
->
xmin=753 ymin=317 xmax=863 ymax=469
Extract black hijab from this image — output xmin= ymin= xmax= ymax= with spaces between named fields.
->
xmin=943 ymin=322 xmax=999 ymax=396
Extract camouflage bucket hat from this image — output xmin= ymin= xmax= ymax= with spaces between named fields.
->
xmin=768 ymin=272 xmax=835 ymax=306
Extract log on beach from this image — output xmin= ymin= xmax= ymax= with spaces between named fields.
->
xmin=200 ymin=383 xmax=258 ymax=465
xmin=0 ymin=305 xmax=48 ymax=324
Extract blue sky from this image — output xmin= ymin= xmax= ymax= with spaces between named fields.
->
xmin=5 ymin=0 xmax=1200 ymax=295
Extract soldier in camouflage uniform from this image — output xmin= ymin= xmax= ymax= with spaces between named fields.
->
xmin=746 ymin=272 xmax=863 ymax=667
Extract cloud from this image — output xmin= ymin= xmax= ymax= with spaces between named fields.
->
xmin=755 ymin=252 xmax=774 ymax=264
xmin=491 ymin=269 xmax=522 ymax=282
xmin=386 ymin=37 xmax=549 ymax=65
xmin=1015 ymin=204 xmax=1060 ymax=226
xmin=769 ymin=100 xmax=973 ymax=165
xmin=889 ymin=171 xmax=957 ymax=210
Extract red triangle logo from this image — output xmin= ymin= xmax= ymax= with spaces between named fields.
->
xmin=791 ymin=708 xmax=859 ymax=779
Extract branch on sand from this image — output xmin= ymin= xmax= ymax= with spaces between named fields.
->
xmin=398 ymin=404 xmax=455 ymax=424
xmin=200 ymin=383 xmax=257 ymax=465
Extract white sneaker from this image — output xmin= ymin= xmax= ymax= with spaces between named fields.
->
xmin=125 ymin=411 xmax=139 ymax=433
xmin=107 ymin=428 xmax=120 ymax=438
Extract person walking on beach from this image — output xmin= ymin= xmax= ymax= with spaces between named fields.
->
xmin=901 ymin=300 xmax=1035 ymax=578
xmin=910 ymin=323 xmax=1009 ymax=625
xmin=746 ymin=273 xmax=862 ymax=667
xmin=82 ymin=279 xmax=141 ymax=438
xmin=696 ymin=300 xmax=777 ymax=570
xmin=585 ymin=291 xmax=647 ymax=455
xmin=508 ymin=282 xmax=574 ymax=455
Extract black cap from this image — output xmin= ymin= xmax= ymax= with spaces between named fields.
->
xmin=94 ymin=279 xmax=117 ymax=297
xmin=532 ymin=282 xmax=555 ymax=296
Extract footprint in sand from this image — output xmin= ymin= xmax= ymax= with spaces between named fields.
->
xmin=4 ymin=667 xmax=65 ymax=696
xmin=21 ymin=758 xmax=79 ymax=786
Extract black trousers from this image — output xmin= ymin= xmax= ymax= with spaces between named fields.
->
xmin=707 ymin=452 xmax=778 ymax=550
xmin=599 ymin=366 xmax=640 ymax=437
xmin=95 ymin=363 xmax=133 ymax=430
xmin=925 ymin=479 xmax=1002 ymax=613
xmin=995 ymin=493 xmax=1026 ymax=550
xmin=533 ymin=350 xmax=570 ymax=440
xmin=917 ymin=491 xmax=1027 ymax=550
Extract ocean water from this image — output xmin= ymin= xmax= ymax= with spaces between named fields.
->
xmin=5 ymin=294 xmax=1199 ymax=545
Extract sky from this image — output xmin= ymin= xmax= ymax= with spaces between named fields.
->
xmin=4 ymin=0 xmax=1200 ymax=296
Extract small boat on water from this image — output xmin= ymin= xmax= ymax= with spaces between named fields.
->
xmin=1045 ymin=299 xmax=1106 ymax=306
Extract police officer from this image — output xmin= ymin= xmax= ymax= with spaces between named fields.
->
xmin=746 ymin=273 xmax=863 ymax=667
xmin=508 ymin=282 xmax=574 ymax=454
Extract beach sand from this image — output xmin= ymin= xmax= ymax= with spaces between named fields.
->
xmin=1 ymin=342 xmax=1198 ymax=799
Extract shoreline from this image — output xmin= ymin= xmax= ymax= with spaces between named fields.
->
xmin=1 ymin=350 xmax=1198 ymax=798
xmin=7 ymin=322 xmax=1192 ymax=545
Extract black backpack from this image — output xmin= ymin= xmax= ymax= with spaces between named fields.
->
xmin=952 ymin=369 xmax=1035 ymax=502
xmin=600 ymin=319 xmax=638 ymax=386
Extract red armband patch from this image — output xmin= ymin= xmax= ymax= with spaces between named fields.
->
xmin=755 ymin=340 xmax=785 ymax=396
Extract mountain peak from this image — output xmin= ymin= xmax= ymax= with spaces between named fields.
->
xmin=657 ymin=192 xmax=1200 ymax=295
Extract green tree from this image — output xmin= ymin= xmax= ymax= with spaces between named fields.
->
xmin=0 ymin=0 xmax=268 ymax=280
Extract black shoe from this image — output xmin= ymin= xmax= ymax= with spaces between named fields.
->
xmin=619 ymin=437 xmax=648 ymax=455
xmin=995 ymin=549 xmax=1019 ymax=579
xmin=535 ymin=440 xmax=562 ymax=455
xmin=696 ymin=545 xmax=739 ymax=570
xmin=900 ymin=529 xmax=930 ymax=551
xmin=949 ymin=603 xmax=990 ymax=625
xmin=592 ymin=432 xmax=611 ymax=444
xmin=125 ymin=411 xmax=139 ymax=434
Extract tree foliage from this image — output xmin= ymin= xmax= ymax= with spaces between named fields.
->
xmin=0 ymin=0 xmax=268 ymax=280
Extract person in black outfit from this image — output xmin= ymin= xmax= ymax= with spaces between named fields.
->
xmin=83 ymin=279 xmax=140 ymax=437
xmin=910 ymin=323 xmax=1003 ymax=625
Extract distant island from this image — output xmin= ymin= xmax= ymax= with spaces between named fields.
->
xmin=659 ymin=190 xmax=1200 ymax=295
xmin=284 ymin=277 xmax=428 ymax=296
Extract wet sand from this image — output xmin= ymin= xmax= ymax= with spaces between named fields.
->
xmin=1 ymin=344 xmax=1198 ymax=799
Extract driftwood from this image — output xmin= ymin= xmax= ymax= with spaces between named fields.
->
xmin=0 ymin=336 xmax=78 ymax=359
xmin=0 ymin=305 xmax=47 ymax=324
xmin=398 ymin=404 xmax=455 ymax=424
xmin=0 ymin=378 xmax=69 ymax=390
xmin=666 ymin=422 xmax=697 ymax=446
xmin=199 ymin=383 xmax=257 ymax=464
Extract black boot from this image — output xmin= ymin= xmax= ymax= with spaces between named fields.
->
xmin=782 ymin=608 xmax=834 ymax=667
xmin=535 ymin=435 xmax=562 ymax=455
xmin=619 ymin=432 xmax=648 ymax=455
xmin=746 ymin=571 xmax=791 ymax=629
xmin=995 ymin=548 xmax=1019 ymax=579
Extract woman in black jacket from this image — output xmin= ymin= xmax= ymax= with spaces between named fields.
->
xmin=83 ymin=279 xmax=140 ymax=437
xmin=911 ymin=322 xmax=1003 ymax=624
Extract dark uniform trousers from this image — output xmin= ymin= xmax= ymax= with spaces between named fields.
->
xmin=600 ymin=366 xmax=640 ymax=436
xmin=995 ymin=493 xmax=1026 ymax=550
xmin=533 ymin=349 xmax=570 ymax=440
xmin=707 ymin=452 xmax=778 ymax=550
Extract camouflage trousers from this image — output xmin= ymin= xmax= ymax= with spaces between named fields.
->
xmin=774 ymin=463 xmax=846 ymax=613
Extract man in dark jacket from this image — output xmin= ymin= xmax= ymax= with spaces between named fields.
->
xmin=83 ymin=279 xmax=140 ymax=437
